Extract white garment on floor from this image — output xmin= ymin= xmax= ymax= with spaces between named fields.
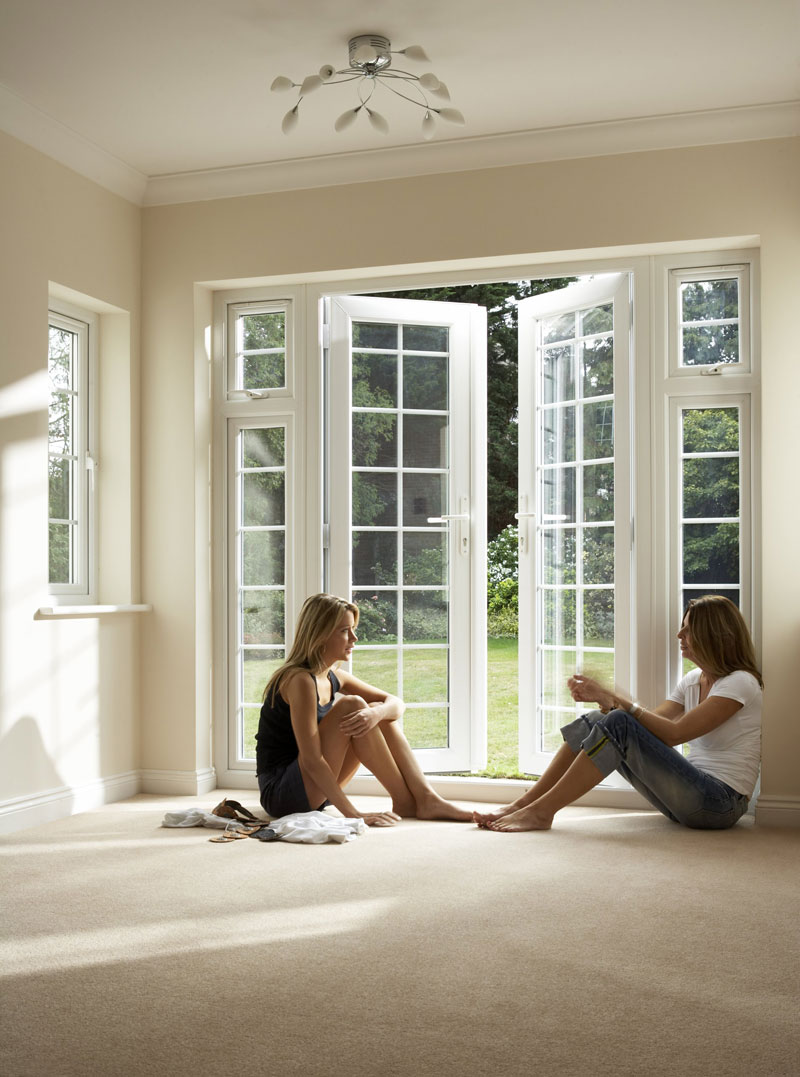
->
xmin=161 ymin=809 xmax=251 ymax=830
xmin=267 ymin=811 xmax=367 ymax=844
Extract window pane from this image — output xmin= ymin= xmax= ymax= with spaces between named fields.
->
xmin=49 ymin=392 xmax=72 ymax=453
xmin=682 ymin=407 xmax=739 ymax=454
xmin=683 ymin=458 xmax=739 ymax=518
xmin=583 ymin=463 xmax=614 ymax=523
xmin=681 ymin=279 xmax=738 ymax=322
xmin=581 ymin=303 xmax=613 ymax=336
xmin=48 ymin=459 xmax=71 ymax=520
xmin=403 ymin=324 xmax=448 ymax=352
xmin=403 ymin=648 xmax=448 ymax=702
xmin=681 ymin=324 xmax=739 ymax=367
xmin=542 ymin=313 xmax=575 ymax=345
xmin=583 ymin=401 xmax=614 ymax=460
xmin=402 ymin=472 xmax=446 ymax=526
xmin=683 ymin=523 xmax=739 ymax=584
xmin=243 ymin=473 xmax=285 ymax=526
xmin=583 ymin=527 xmax=614 ymax=585
xmin=353 ymin=353 xmax=397 ymax=407
xmin=584 ymin=590 xmax=614 ymax=647
xmin=542 ymin=649 xmax=577 ymax=707
xmin=581 ymin=336 xmax=613 ymax=397
xmin=242 ymin=311 xmax=284 ymax=350
xmin=352 ymin=413 xmax=397 ymax=467
xmin=543 ymin=467 xmax=576 ymax=522
xmin=543 ymin=589 xmax=576 ymax=645
xmin=403 ymin=354 xmax=447 ymax=410
xmin=242 ymin=591 xmax=285 ymax=646
xmin=48 ymin=522 xmax=72 ymax=584
xmin=352 ymin=591 xmax=398 ymax=643
xmin=403 ymin=415 xmax=448 ymax=469
xmin=682 ymin=588 xmax=739 ymax=612
xmin=352 ymin=532 xmax=397 ymax=585
xmin=542 ymin=708 xmax=568 ymax=753
xmin=242 ymin=428 xmax=284 ymax=467
xmin=542 ymin=344 xmax=574 ymax=404
xmin=403 ymin=708 xmax=448 ymax=750
xmin=352 ymin=647 xmax=398 ymax=694
xmin=353 ymin=472 xmax=397 ymax=526
xmin=543 ymin=528 xmax=576 ymax=585
xmin=404 ymin=590 xmax=448 ymax=643
xmin=48 ymin=327 xmax=74 ymax=389
xmin=403 ymin=532 xmax=447 ymax=585
xmin=242 ymin=531 xmax=284 ymax=586
xmin=352 ymin=322 xmax=397 ymax=349
xmin=543 ymin=405 xmax=575 ymax=464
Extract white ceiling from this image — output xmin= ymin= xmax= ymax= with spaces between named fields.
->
xmin=1 ymin=0 xmax=798 ymax=204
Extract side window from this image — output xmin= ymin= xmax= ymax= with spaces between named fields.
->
xmin=670 ymin=266 xmax=750 ymax=375
xmin=227 ymin=302 xmax=291 ymax=398
xmin=48 ymin=305 xmax=96 ymax=600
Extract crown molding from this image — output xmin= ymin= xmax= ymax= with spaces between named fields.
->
xmin=0 ymin=82 xmax=148 ymax=205
xmin=1 ymin=82 xmax=796 ymax=209
xmin=144 ymin=101 xmax=799 ymax=206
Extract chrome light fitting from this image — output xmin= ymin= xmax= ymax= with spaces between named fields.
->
xmin=271 ymin=34 xmax=465 ymax=140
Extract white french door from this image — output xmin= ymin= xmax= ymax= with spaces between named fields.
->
xmin=517 ymin=274 xmax=632 ymax=778
xmin=327 ymin=295 xmax=487 ymax=772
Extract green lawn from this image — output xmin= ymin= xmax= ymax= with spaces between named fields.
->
xmin=243 ymin=638 xmax=615 ymax=778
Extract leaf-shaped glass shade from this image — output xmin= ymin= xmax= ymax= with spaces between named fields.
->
xmin=438 ymin=108 xmax=465 ymax=125
xmin=422 ymin=111 xmax=436 ymax=140
xmin=430 ymin=80 xmax=450 ymax=101
xmin=271 ymin=76 xmax=294 ymax=92
xmin=281 ymin=106 xmax=299 ymax=134
xmin=319 ymin=64 xmax=336 ymax=80
xmin=366 ymin=108 xmax=389 ymax=134
xmin=418 ymin=73 xmax=441 ymax=91
xmin=335 ymin=107 xmax=360 ymax=132
xmin=401 ymin=45 xmax=430 ymax=62
xmin=300 ymin=75 xmax=323 ymax=95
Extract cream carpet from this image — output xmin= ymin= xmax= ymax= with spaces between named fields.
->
xmin=1 ymin=791 xmax=799 ymax=1077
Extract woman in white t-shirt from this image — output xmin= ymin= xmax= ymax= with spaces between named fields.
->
xmin=475 ymin=595 xmax=762 ymax=832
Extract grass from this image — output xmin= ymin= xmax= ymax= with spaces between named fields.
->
xmin=242 ymin=638 xmax=615 ymax=777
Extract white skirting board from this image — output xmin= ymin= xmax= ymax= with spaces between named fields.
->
xmin=754 ymin=796 xmax=800 ymax=827
xmin=0 ymin=768 xmax=217 ymax=835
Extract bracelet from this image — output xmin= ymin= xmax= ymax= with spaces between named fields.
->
xmin=630 ymin=702 xmax=644 ymax=718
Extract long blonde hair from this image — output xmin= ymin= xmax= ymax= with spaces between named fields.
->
xmin=263 ymin=593 xmax=359 ymax=704
xmin=684 ymin=595 xmax=763 ymax=687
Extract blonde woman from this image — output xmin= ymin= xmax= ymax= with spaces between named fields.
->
xmin=476 ymin=595 xmax=762 ymax=832
xmin=256 ymin=593 xmax=473 ymax=826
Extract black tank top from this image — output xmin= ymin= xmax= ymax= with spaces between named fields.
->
xmin=255 ymin=670 xmax=340 ymax=775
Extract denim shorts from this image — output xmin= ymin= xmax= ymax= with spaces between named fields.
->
xmin=561 ymin=710 xmax=750 ymax=829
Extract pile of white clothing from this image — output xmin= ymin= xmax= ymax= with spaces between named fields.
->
xmin=161 ymin=808 xmax=366 ymax=844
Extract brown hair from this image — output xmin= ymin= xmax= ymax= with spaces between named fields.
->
xmin=263 ymin=593 xmax=359 ymax=704
xmin=684 ymin=595 xmax=763 ymax=687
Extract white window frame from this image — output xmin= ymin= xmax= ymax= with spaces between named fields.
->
xmin=212 ymin=286 xmax=307 ymax=781
xmin=654 ymin=250 xmax=760 ymax=695
xmin=47 ymin=300 xmax=98 ymax=603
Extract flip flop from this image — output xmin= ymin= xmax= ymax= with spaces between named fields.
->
xmin=211 ymin=798 xmax=261 ymax=824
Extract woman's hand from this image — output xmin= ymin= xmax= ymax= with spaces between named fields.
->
xmin=361 ymin=810 xmax=402 ymax=827
xmin=568 ymin=674 xmax=615 ymax=711
xmin=339 ymin=704 xmax=382 ymax=739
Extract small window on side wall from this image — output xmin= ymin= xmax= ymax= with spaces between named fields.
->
xmin=48 ymin=304 xmax=97 ymax=600
xmin=670 ymin=266 xmax=750 ymax=376
xmin=227 ymin=301 xmax=291 ymax=399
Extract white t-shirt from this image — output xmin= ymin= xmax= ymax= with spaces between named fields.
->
xmin=669 ymin=669 xmax=762 ymax=797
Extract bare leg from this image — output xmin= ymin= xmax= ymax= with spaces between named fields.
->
xmin=488 ymin=750 xmax=604 ymax=831
xmin=474 ymin=741 xmax=578 ymax=827
xmin=379 ymin=722 xmax=473 ymax=821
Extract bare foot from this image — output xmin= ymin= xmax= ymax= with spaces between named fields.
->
xmin=473 ymin=806 xmax=514 ymax=828
xmin=487 ymin=803 xmax=554 ymax=831
xmin=415 ymin=793 xmax=474 ymax=822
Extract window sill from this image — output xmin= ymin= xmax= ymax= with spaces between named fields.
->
xmin=34 ymin=604 xmax=152 ymax=620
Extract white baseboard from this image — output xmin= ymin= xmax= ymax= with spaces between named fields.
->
xmin=755 ymin=795 xmax=800 ymax=828
xmin=139 ymin=768 xmax=217 ymax=796
xmin=345 ymin=773 xmax=654 ymax=811
xmin=0 ymin=770 xmax=140 ymax=836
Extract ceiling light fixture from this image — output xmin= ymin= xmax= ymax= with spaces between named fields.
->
xmin=271 ymin=34 xmax=465 ymax=140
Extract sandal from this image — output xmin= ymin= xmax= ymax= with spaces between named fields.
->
xmin=211 ymin=798 xmax=261 ymax=825
xmin=209 ymin=823 xmax=251 ymax=843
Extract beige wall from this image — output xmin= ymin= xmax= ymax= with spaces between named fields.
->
xmin=0 ymin=131 xmax=142 ymax=819
xmin=142 ymin=137 xmax=800 ymax=814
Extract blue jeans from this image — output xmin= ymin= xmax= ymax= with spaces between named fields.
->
xmin=561 ymin=710 xmax=750 ymax=829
